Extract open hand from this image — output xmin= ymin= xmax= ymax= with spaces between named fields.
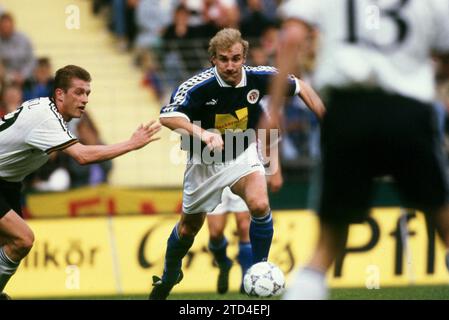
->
xmin=130 ymin=120 xmax=162 ymax=150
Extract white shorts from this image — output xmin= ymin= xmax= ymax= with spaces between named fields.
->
xmin=182 ymin=143 xmax=264 ymax=214
xmin=209 ymin=187 xmax=249 ymax=215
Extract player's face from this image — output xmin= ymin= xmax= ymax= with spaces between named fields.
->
xmin=57 ymin=78 xmax=91 ymax=121
xmin=212 ymin=42 xmax=246 ymax=87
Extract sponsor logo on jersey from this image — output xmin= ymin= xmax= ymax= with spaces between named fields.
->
xmin=247 ymin=89 xmax=260 ymax=104
xmin=205 ymin=99 xmax=218 ymax=106
xmin=215 ymin=107 xmax=248 ymax=134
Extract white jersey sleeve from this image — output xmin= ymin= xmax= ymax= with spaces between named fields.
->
xmin=25 ymin=109 xmax=78 ymax=153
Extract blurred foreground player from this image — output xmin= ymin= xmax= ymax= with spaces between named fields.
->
xmin=264 ymin=0 xmax=449 ymax=299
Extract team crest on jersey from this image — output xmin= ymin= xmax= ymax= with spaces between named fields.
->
xmin=247 ymin=89 xmax=260 ymax=104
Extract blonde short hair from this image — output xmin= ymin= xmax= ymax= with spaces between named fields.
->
xmin=208 ymin=28 xmax=249 ymax=60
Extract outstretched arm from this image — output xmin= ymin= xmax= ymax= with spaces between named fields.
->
xmin=62 ymin=120 xmax=161 ymax=165
xmin=269 ymin=19 xmax=311 ymax=114
xmin=298 ymin=79 xmax=326 ymax=120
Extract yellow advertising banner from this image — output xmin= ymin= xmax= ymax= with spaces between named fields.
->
xmin=8 ymin=209 xmax=449 ymax=298
xmin=9 ymin=217 xmax=117 ymax=297
xmin=25 ymin=185 xmax=183 ymax=218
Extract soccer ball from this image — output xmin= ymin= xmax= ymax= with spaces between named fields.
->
xmin=243 ymin=261 xmax=285 ymax=297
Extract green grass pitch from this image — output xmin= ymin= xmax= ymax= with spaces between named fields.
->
xmin=35 ymin=285 xmax=449 ymax=300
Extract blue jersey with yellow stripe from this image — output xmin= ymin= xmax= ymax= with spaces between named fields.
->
xmin=160 ymin=65 xmax=298 ymax=160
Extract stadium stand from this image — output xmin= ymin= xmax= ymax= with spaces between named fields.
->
xmin=2 ymin=0 xmax=184 ymax=187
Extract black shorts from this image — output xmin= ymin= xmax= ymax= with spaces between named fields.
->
xmin=0 ymin=179 xmax=23 ymax=218
xmin=318 ymin=88 xmax=449 ymax=224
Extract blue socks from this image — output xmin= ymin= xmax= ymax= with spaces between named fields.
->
xmin=162 ymin=211 xmax=273 ymax=288
xmin=209 ymin=238 xmax=253 ymax=288
xmin=249 ymin=211 xmax=273 ymax=263
xmin=161 ymin=224 xmax=194 ymax=285
xmin=209 ymin=237 xmax=232 ymax=269
xmin=238 ymin=241 xmax=252 ymax=278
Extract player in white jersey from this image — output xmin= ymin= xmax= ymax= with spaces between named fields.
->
xmin=0 ymin=65 xmax=161 ymax=299
xmin=262 ymin=0 xmax=449 ymax=299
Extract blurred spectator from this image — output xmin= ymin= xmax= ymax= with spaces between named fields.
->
xmin=66 ymin=113 xmax=113 ymax=188
xmin=22 ymin=57 xmax=54 ymax=101
xmin=203 ymin=0 xmax=240 ymax=29
xmin=182 ymin=0 xmax=205 ymax=26
xmin=0 ymin=83 xmax=23 ymax=117
xmin=239 ymin=0 xmax=274 ymax=41
xmin=134 ymin=0 xmax=174 ymax=51
xmin=111 ymin=0 xmax=139 ymax=51
xmin=237 ymin=0 xmax=277 ymax=22
xmin=0 ymin=12 xmax=35 ymax=86
xmin=258 ymin=24 xmax=279 ymax=65
xmin=435 ymin=80 xmax=449 ymax=159
xmin=434 ymin=55 xmax=449 ymax=142
xmin=140 ymin=50 xmax=164 ymax=100
xmin=24 ymin=152 xmax=71 ymax=192
xmin=248 ymin=45 xmax=269 ymax=66
xmin=435 ymin=54 xmax=449 ymax=87
xmin=282 ymin=97 xmax=320 ymax=161
xmin=244 ymin=25 xmax=279 ymax=66
xmin=125 ymin=0 xmax=139 ymax=48
xmin=92 ymin=0 xmax=112 ymax=15
xmin=162 ymin=4 xmax=214 ymax=79
xmin=112 ymin=0 xmax=127 ymax=50
xmin=0 ymin=62 xmax=6 ymax=96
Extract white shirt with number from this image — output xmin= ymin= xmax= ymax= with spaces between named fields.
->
xmin=0 ymin=97 xmax=78 ymax=182
xmin=279 ymin=0 xmax=449 ymax=102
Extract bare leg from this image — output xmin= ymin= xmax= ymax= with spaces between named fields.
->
xmin=231 ymin=172 xmax=269 ymax=218
xmin=308 ymin=221 xmax=349 ymax=273
xmin=283 ymin=220 xmax=348 ymax=300
xmin=234 ymin=211 xmax=250 ymax=242
xmin=431 ymin=204 xmax=449 ymax=249
xmin=207 ymin=214 xmax=227 ymax=242
xmin=428 ymin=204 xmax=449 ymax=271
xmin=0 ymin=210 xmax=34 ymax=292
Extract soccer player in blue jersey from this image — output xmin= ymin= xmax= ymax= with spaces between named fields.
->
xmin=149 ymin=28 xmax=325 ymax=299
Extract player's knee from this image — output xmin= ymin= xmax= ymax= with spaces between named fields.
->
xmin=179 ymin=221 xmax=203 ymax=238
xmin=209 ymin=228 xmax=225 ymax=241
xmin=247 ymin=199 xmax=270 ymax=217
xmin=13 ymin=229 xmax=34 ymax=259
